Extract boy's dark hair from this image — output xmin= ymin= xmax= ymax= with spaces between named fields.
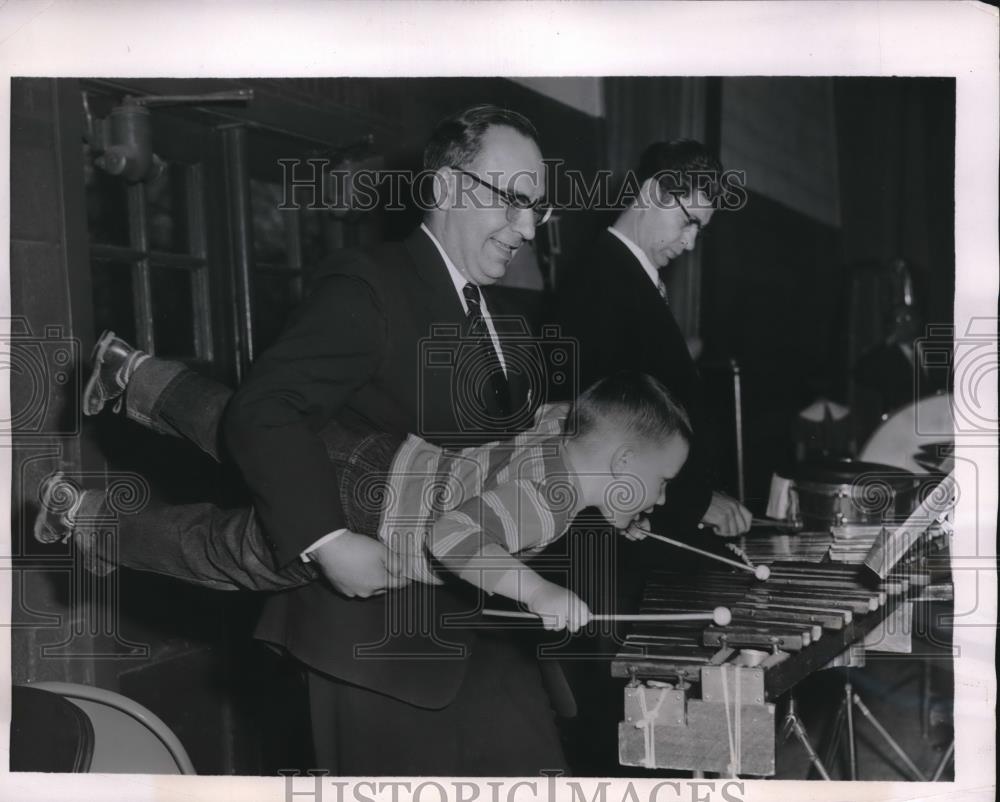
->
xmin=567 ymin=371 xmax=693 ymax=445
xmin=636 ymin=139 xmax=724 ymax=203
xmin=423 ymin=104 xmax=539 ymax=172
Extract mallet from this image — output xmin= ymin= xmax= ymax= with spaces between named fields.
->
xmin=639 ymin=529 xmax=770 ymax=580
xmin=483 ymin=607 xmax=733 ymax=626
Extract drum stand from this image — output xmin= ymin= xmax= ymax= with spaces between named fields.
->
xmin=819 ymin=668 xmax=927 ymax=781
xmin=780 ymin=696 xmax=831 ymax=779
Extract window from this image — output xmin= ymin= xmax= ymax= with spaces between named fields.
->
xmin=248 ymin=179 xmax=339 ymax=353
xmin=84 ymin=143 xmax=211 ymax=363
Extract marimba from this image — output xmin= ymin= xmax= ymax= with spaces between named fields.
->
xmin=612 ymin=560 xmax=943 ymax=776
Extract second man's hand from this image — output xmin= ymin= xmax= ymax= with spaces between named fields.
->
xmin=307 ymin=530 xmax=410 ymax=598
xmin=700 ymin=491 xmax=752 ymax=536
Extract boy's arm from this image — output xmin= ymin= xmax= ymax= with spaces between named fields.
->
xmin=428 ymin=485 xmax=590 ymax=632
xmin=442 ymin=541 xmax=590 ymax=633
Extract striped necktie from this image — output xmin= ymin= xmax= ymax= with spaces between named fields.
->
xmin=462 ymin=282 xmax=510 ymax=416
xmin=656 ymin=268 xmax=670 ymax=305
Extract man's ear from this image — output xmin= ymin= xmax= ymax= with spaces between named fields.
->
xmin=638 ymin=177 xmax=659 ymax=210
xmin=430 ymin=167 xmax=455 ymax=211
xmin=609 ymin=443 xmax=634 ymax=476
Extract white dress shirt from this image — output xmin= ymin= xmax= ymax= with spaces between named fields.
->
xmin=420 ymin=222 xmax=507 ymax=373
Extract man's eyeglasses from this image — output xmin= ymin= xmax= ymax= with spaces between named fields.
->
xmin=674 ymin=195 xmax=705 ymax=237
xmin=674 ymin=195 xmax=704 ymax=236
xmin=451 ymin=167 xmax=552 ymax=226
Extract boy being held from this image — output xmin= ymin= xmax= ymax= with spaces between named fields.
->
xmin=36 ymin=332 xmax=691 ymax=633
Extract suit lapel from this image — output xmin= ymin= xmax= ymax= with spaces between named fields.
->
xmin=403 ymin=228 xmax=467 ymax=327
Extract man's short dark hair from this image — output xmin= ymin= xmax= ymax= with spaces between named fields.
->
xmin=567 ymin=371 xmax=693 ymax=445
xmin=636 ymin=139 xmax=724 ymax=203
xmin=423 ymin=104 xmax=540 ymax=172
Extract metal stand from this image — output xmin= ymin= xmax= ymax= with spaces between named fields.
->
xmin=781 ymin=696 xmax=831 ymax=780
xmin=931 ymin=740 xmax=954 ymax=781
xmin=820 ymin=669 xmax=927 ymax=781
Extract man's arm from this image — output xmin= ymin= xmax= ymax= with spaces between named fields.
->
xmin=223 ymin=273 xmax=385 ymax=566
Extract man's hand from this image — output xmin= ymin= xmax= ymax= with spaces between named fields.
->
xmin=525 ymin=582 xmax=592 ymax=633
xmin=700 ymin=491 xmax=752 ymax=536
xmin=307 ymin=530 xmax=410 ymax=598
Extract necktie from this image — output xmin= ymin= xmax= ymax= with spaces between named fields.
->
xmin=462 ymin=282 xmax=511 ymax=417
xmin=656 ymin=268 xmax=670 ymax=305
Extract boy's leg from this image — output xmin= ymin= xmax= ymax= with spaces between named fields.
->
xmin=321 ymin=425 xmax=442 ymax=585
xmin=84 ymin=330 xmax=231 ymax=461
xmin=35 ymin=474 xmax=316 ymax=591
xmin=322 ymin=425 xmax=403 ymax=536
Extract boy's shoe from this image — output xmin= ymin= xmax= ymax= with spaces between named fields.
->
xmin=33 ymin=471 xmax=82 ymax=544
xmin=33 ymin=473 xmax=115 ymax=577
xmin=82 ymin=330 xmax=147 ymax=416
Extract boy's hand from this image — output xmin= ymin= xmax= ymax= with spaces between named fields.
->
xmin=525 ymin=583 xmax=592 ymax=633
xmin=701 ymin=491 xmax=752 ymax=536
xmin=308 ymin=530 xmax=410 ymax=598
xmin=622 ymin=517 xmax=651 ymax=541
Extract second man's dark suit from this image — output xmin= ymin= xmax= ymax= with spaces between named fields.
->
xmin=557 ymin=228 xmax=714 ymax=533
xmin=223 ymin=228 xmax=564 ymax=775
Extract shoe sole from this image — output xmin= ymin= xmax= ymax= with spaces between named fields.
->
xmin=81 ymin=330 xmax=117 ymax=416
xmin=33 ymin=472 xmax=69 ymax=544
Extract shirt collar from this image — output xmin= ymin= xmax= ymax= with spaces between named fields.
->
xmin=420 ymin=222 xmax=474 ymax=309
xmin=607 ymin=225 xmax=660 ymax=289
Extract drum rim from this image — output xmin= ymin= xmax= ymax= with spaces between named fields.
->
xmin=792 ymin=458 xmax=917 ymax=487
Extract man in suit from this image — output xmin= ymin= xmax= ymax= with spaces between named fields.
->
xmin=222 ymin=105 xmax=567 ymax=775
xmin=558 ymin=139 xmax=750 ymax=538
xmin=554 ymin=140 xmax=751 ymax=773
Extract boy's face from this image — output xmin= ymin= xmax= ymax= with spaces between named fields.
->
xmin=600 ymin=433 xmax=690 ymax=529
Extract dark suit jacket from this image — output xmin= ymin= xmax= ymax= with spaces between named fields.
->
xmin=224 ymin=228 xmax=536 ymax=708
xmin=555 ymin=228 xmax=714 ymax=533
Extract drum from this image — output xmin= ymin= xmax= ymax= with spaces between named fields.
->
xmin=860 ymin=392 xmax=953 ymax=473
xmin=792 ymin=459 xmax=918 ymax=528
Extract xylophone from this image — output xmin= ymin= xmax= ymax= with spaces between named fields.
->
xmin=611 ymin=561 xmax=939 ymax=776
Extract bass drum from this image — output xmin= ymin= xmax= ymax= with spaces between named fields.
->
xmin=860 ymin=391 xmax=953 ymax=473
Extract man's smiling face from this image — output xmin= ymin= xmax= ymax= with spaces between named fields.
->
xmin=438 ymin=124 xmax=546 ymax=285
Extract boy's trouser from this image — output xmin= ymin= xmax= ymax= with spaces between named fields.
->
xmin=77 ymin=358 xmax=400 ymax=591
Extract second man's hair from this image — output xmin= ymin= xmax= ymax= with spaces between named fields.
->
xmin=636 ymin=139 xmax=724 ymax=203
